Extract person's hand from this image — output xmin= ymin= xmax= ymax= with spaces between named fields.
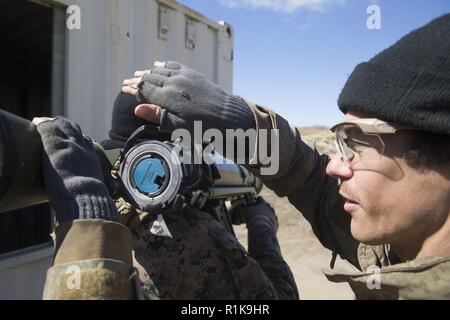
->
xmin=122 ymin=61 xmax=256 ymax=134
xmin=239 ymin=197 xmax=279 ymax=232
xmin=32 ymin=117 xmax=119 ymax=224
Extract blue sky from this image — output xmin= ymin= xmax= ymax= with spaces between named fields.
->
xmin=177 ymin=0 xmax=450 ymax=127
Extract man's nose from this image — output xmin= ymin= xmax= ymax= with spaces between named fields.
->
xmin=326 ymin=154 xmax=353 ymax=180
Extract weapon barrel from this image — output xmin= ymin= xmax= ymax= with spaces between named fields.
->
xmin=207 ymin=153 xmax=263 ymax=200
xmin=208 ymin=186 xmax=258 ymax=199
xmin=0 ymin=110 xmax=48 ymax=213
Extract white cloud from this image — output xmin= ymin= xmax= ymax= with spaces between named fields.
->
xmin=219 ymin=0 xmax=346 ymax=14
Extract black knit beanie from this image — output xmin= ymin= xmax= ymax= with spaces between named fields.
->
xmin=100 ymin=92 xmax=171 ymax=150
xmin=338 ymin=14 xmax=450 ymax=135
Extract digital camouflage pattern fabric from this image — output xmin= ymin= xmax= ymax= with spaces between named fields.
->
xmin=116 ymin=197 xmax=299 ymax=300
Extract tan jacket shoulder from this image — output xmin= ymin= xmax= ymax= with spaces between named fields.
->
xmin=43 ymin=219 xmax=137 ymax=300
xmin=324 ymin=244 xmax=450 ymax=299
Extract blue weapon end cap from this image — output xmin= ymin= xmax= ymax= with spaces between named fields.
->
xmin=133 ymin=157 xmax=167 ymax=194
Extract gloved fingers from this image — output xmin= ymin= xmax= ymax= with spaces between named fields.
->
xmin=134 ymin=103 xmax=162 ymax=124
xmin=156 ymin=60 xmax=185 ymax=71
xmin=242 ymin=197 xmax=277 ymax=224
xmin=122 ymin=75 xmax=141 ymax=95
xmin=34 ymin=117 xmax=66 ymax=144
xmin=141 ymin=72 xmax=166 ymax=88
xmin=66 ymin=118 xmax=84 ymax=137
xmin=122 ymin=85 xmax=138 ymax=96
xmin=36 ymin=117 xmax=91 ymax=148
xmin=35 ymin=116 xmax=84 ymax=140
xmin=149 ymin=67 xmax=175 ymax=77
xmin=123 ymin=76 xmax=141 ymax=86
xmin=160 ymin=109 xmax=188 ymax=133
xmin=135 ymin=79 xmax=161 ymax=103
xmin=133 ymin=67 xmax=174 ymax=78
xmin=82 ymin=135 xmax=96 ymax=149
xmin=134 ymin=70 xmax=151 ymax=77
xmin=35 ymin=116 xmax=73 ymax=138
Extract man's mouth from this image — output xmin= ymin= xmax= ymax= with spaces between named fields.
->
xmin=339 ymin=191 xmax=360 ymax=212
xmin=339 ymin=191 xmax=358 ymax=203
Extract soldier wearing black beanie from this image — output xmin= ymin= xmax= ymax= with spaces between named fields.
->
xmin=338 ymin=13 xmax=450 ymax=135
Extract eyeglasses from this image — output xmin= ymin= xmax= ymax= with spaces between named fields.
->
xmin=330 ymin=118 xmax=410 ymax=169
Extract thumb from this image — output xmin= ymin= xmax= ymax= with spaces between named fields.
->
xmin=135 ymin=104 xmax=162 ymax=124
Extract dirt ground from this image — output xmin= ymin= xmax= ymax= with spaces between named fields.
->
xmin=235 ymin=128 xmax=357 ymax=300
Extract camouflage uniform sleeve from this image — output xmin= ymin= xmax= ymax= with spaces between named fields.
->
xmin=246 ymin=214 xmax=299 ymax=300
xmin=245 ymin=101 xmax=361 ymax=269
xmin=43 ymin=219 xmax=138 ymax=299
